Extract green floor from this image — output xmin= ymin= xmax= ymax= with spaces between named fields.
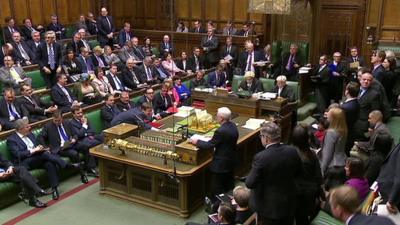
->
xmin=0 ymin=175 xmax=208 ymax=225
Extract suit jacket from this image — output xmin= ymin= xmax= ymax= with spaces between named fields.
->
xmin=197 ymin=121 xmax=239 ymax=173
xmin=190 ymin=27 xmax=206 ymax=33
xmin=271 ymin=85 xmax=295 ymax=102
xmin=372 ymin=64 xmax=385 ymax=83
xmin=220 ymin=44 xmax=238 ymax=66
xmin=346 ymin=56 xmax=366 ymax=69
xmin=321 ymin=129 xmax=347 ymax=175
xmin=201 ymin=35 xmax=219 ymax=64
xmin=137 ymin=64 xmax=159 ymax=83
xmin=357 ymin=123 xmax=390 ymax=152
xmin=77 ymin=55 xmax=95 ymax=73
xmin=341 ymin=98 xmax=360 ymax=131
xmin=86 ymin=20 xmax=98 ymax=35
xmin=97 ymin=16 xmax=115 ymax=44
xmin=310 ymin=65 xmax=330 ymax=85
xmin=51 ymin=84 xmax=77 ymax=112
xmin=36 ymin=42 xmax=62 ymax=70
xmin=136 ymin=95 xmax=154 ymax=107
xmin=159 ymin=42 xmax=174 ymax=57
xmin=190 ymin=78 xmax=208 ymax=89
xmin=116 ymin=100 xmax=135 ymax=112
xmin=106 ymin=72 xmax=127 ymax=91
xmin=153 ymin=92 xmax=174 ymax=114
xmin=280 ymin=52 xmax=303 ymax=75
xmin=358 ymin=88 xmax=381 ymax=122
xmin=26 ymin=40 xmax=44 ymax=56
xmin=69 ymin=118 xmax=97 ymax=140
xmin=7 ymin=132 xmax=38 ymax=163
xmin=239 ymin=78 xmax=264 ymax=94
xmin=121 ymin=67 xmax=142 ymax=90
xmin=0 ymin=65 xmax=29 ymax=90
xmin=235 ymin=29 xmax=257 ymax=36
xmin=118 ymin=29 xmax=134 ymax=47
xmin=0 ymin=98 xmax=27 ymax=125
xmin=12 ymin=42 xmax=36 ymax=64
xmin=17 ymin=95 xmax=52 ymax=119
xmin=90 ymin=54 xmax=108 ymax=69
xmin=46 ymin=23 xmax=66 ymax=39
xmin=20 ymin=25 xmax=41 ymax=41
xmin=38 ymin=120 xmax=77 ymax=154
xmin=62 ymin=58 xmax=82 ymax=75
xmin=348 ymin=213 xmax=396 ymax=225
xmin=377 ymin=143 xmax=400 ymax=207
xmin=110 ymin=107 xmax=152 ymax=129
xmin=207 ymin=71 xmax=227 ymax=88
xmin=65 ymin=40 xmax=84 ymax=55
xmin=101 ymin=105 xmax=121 ymax=129
xmin=132 ymin=46 xmax=146 ymax=61
xmin=245 ymin=143 xmax=302 ymax=219
xmin=187 ymin=55 xmax=205 ymax=72
xmin=238 ymin=50 xmax=265 ymax=77
xmin=222 ymin=27 xmax=237 ymax=36
xmin=3 ymin=26 xmax=20 ymax=43
xmin=176 ymin=59 xmax=189 ymax=72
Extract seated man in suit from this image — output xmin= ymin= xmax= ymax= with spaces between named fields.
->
xmin=0 ymin=56 xmax=32 ymax=94
xmin=65 ymin=32 xmax=84 ymax=56
xmin=116 ymin=91 xmax=135 ymax=112
xmin=78 ymin=29 xmax=92 ymax=52
xmin=7 ymin=118 xmax=79 ymax=200
xmin=18 ymin=84 xmax=57 ymax=122
xmin=0 ymin=153 xmax=48 ymax=208
xmin=190 ymin=70 xmax=207 ymax=90
xmin=330 ymin=185 xmax=395 ymax=225
xmin=207 ymin=64 xmax=227 ymax=88
xmin=118 ymin=22 xmax=133 ymax=48
xmin=69 ymin=106 xmax=103 ymax=177
xmin=38 ymin=110 xmax=88 ymax=184
xmin=159 ymin=35 xmax=173 ymax=57
xmin=131 ymin=37 xmax=146 ymax=61
xmin=11 ymin=31 xmax=36 ymax=66
xmin=26 ymin=31 xmax=43 ymax=54
xmin=20 ymin=18 xmax=44 ymax=41
xmin=46 ymin=15 xmax=66 ymax=40
xmin=100 ymin=94 xmax=121 ymax=129
xmin=111 ymin=102 xmax=157 ymax=130
xmin=51 ymin=74 xmax=81 ymax=113
xmin=121 ymin=58 xmax=145 ymax=90
xmin=270 ymin=75 xmax=295 ymax=102
xmin=238 ymin=71 xmax=263 ymax=94
xmin=153 ymin=82 xmax=175 ymax=117
xmin=77 ymin=47 xmax=95 ymax=73
xmin=106 ymin=64 xmax=130 ymax=93
xmin=187 ymin=47 xmax=205 ymax=73
xmin=136 ymin=88 xmax=156 ymax=107
xmin=280 ymin=43 xmax=303 ymax=81
xmin=3 ymin=17 xmax=20 ymax=43
xmin=190 ymin=20 xmax=206 ymax=33
xmin=0 ymin=88 xmax=28 ymax=130
xmin=138 ymin=57 xmax=160 ymax=85
xmin=91 ymin=46 xmax=109 ymax=70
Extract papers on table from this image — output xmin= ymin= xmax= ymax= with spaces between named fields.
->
xmin=194 ymin=87 xmax=214 ymax=93
xmin=242 ymin=118 xmax=265 ymax=130
xmin=190 ymin=134 xmax=211 ymax=142
xmin=299 ymin=66 xmax=311 ymax=74
xmin=259 ymin=92 xmax=277 ymax=100
xmin=174 ymin=106 xmax=195 ymax=117
xmin=377 ymin=204 xmax=400 ymax=224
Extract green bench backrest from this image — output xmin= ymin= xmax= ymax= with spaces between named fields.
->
xmin=0 ymin=140 xmax=11 ymax=161
xmin=311 ymin=210 xmax=343 ymax=225
xmin=86 ymin=110 xmax=104 ymax=134
xmin=286 ymin=81 xmax=299 ymax=100
xmin=88 ymin=40 xmax=100 ymax=50
xmin=232 ymin=75 xmax=244 ymax=92
xmin=280 ymin=40 xmax=309 ymax=64
xmin=26 ymin=70 xmax=46 ymax=89
xmin=40 ymin=95 xmax=52 ymax=105
xmin=260 ymin=78 xmax=275 ymax=92
xmin=65 ymin=27 xmax=75 ymax=39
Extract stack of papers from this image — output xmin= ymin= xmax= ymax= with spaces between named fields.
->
xmin=190 ymin=134 xmax=211 ymax=142
xmin=299 ymin=67 xmax=311 ymax=74
xmin=194 ymin=88 xmax=213 ymax=93
xmin=174 ymin=106 xmax=195 ymax=117
xmin=242 ymin=118 xmax=265 ymax=130
xmin=260 ymin=92 xmax=277 ymax=100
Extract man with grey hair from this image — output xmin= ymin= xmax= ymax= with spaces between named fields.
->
xmin=246 ymin=122 xmax=302 ymax=225
xmin=281 ymin=43 xmax=302 ymax=81
xmin=190 ymin=107 xmax=239 ymax=203
xmin=271 ymin=75 xmax=295 ymax=102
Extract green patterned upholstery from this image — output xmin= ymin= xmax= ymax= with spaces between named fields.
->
xmin=26 ymin=70 xmax=46 ymax=89
xmin=311 ymin=211 xmax=344 ymax=225
xmin=260 ymin=78 xmax=275 ymax=92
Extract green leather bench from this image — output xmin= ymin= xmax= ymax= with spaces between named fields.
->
xmin=26 ymin=70 xmax=46 ymax=90
xmin=88 ymin=40 xmax=100 ymax=50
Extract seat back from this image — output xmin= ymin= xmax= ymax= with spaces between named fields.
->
xmin=286 ymin=81 xmax=299 ymax=100
xmin=86 ymin=110 xmax=104 ymax=134
xmin=88 ymin=40 xmax=100 ymax=50
xmin=260 ymin=78 xmax=275 ymax=92
xmin=26 ymin=70 xmax=46 ymax=89
xmin=232 ymin=75 xmax=244 ymax=92
xmin=65 ymin=27 xmax=75 ymax=38
xmin=311 ymin=210 xmax=343 ymax=225
xmin=0 ymin=139 xmax=11 ymax=161
xmin=280 ymin=40 xmax=309 ymax=64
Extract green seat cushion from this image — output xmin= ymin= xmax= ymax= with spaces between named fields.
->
xmin=260 ymin=78 xmax=275 ymax=92
xmin=132 ymin=95 xmax=142 ymax=105
xmin=311 ymin=210 xmax=343 ymax=225
xmin=88 ymin=40 xmax=100 ymax=49
xmin=86 ymin=110 xmax=104 ymax=134
xmin=286 ymin=81 xmax=299 ymax=100
xmin=40 ymin=95 xmax=52 ymax=105
xmin=232 ymin=75 xmax=244 ymax=92
xmin=297 ymin=102 xmax=317 ymax=121
xmin=65 ymin=27 xmax=75 ymax=38
xmin=27 ymin=70 xmax=46 ymax=89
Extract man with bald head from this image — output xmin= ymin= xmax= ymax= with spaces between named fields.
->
xmin=121 ymin=58 xmax=144 ymax=89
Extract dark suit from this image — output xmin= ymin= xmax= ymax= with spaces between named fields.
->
xmin=197 ymin=121 xmax=239 ymax=196
xmin=190 ymin=27 xmax=206 ymax=33
xmin=159 ymin=42 xmax=174 ymax=57
xmin=0 ymin=98 xmax=27 ymax=130
xmin=36 ymin=42 xmax=63 ymax=88
xmin=118 ymin=29 xmax=134 ymax=47
xmin=346 ymin=56 xmax=366 ymax=82
xmin=238 ymin=78 xmax=264 ymax=94
xmin=246 ymin=143 xmax=302 ymax=223
xmin=100 ymin=105 xmax=121 ymax=129
xmin=62 ymin=59 xmax=82 ymax=77
xmin=137 ymin=64 xmax=159 ymax=85
xmin=90 ymin=54 xmax=108 ymax=69
xmin=97 ymin=16 xmax=115 ymax=47
xmin=121 ymin=67 xmax=142 ymax=90
xmin=86 ymin=20 xmax=98 ymax=35
xmin=46 ymin=23 xmax=66 ymax=40
xmin=354 ymin=88 xmax=381 ymax=139
xmin=271 ymin=85 xmax=295 ymax=102
xmin=136 ymin=96 xmax=154 ymax=107
xmin=176 ymin=59 xmax=189 ymax=72
xmin=0 ymin=154 xmax=42 ymax=197
xmin=238 ymin=50 xmax=265 ymax=78
xmin=20 ymin=25 xmax=42 ymax=41
xmin=116 ymin=100 xmax=135 ymax=112
xmin=207 ymin=70 xmax=227 ymax=88
xmin=310 ymin=65 xmax=331 ymax=114
xmin=372 ymin=64 xmax=385 ymax=83
xmin=12 ymin=42 xmax=36 ymax=65
xmin=190 ymin=78 xmax=208 ymax=89
xmin=341 ymin=98 xmax=360 ymax=154
xmin=220 ymin=44 xmax=238 ymax=67
xmin=3 ymin=26 xmax=20 ymax=43
xmin=153 ymin=92 xmax=174 ymax=115
xmin=65 ymin=40 xmax=84 ymax=56
xmin=132 ymin=46 xmax=146 ymax=61
xmin=348 ymin=213 xmax=395 ymax=225
xmin=17 ymin=95 xmax=52 ymax=122
xmin=187 ymin=55 xmax=205 ymax=73
xmin=106 ymin=72 xmax=128 ymax=92
xmin=280 ymin=53 xmax=303 ymax=81
xmin=77 ymin=55 xmax=95 ymax=73
xmin=26 ymin=40 xmax=44 ymax=57
xmin=329 ymin=62 xmax=347 ymax=102
xmin=7 ymin=132 xmax=67 ymax=187
xmin=51 ymin=84 xmax=77 ymax=113
xmin=201 ymin=35 xmax=219 ymax=68
xmin=110 ymin=107 xmax=152 ymax=130
xmin=235 ymin=29 xmax=256 ymax=37
xmin=377 ymin=143 xmax=400 ymax=209
xmin=69 ymin=118 xmax=104 ymax=151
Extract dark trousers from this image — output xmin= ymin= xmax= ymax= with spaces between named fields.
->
xmin=76 ymin=135 xmax=103 ymax=170
xmin=20 ymin=151 xmax=65 ymax=187
xmin=61 ymin=146 xmax=95 ymax=170
xmin=209 ymin=171 xmax=234 ymax=201
xmin=257 ymin=215 xmax=294 ymax=225
xmin=41 ymin=68 xmax=57 ymax=89
xmin=10 ymin=166 xmax=42 ymax=197
xmin=315 ymin=85 xmax=330 ymax=114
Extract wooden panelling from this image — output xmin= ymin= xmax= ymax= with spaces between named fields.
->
xmin=175 ymin=0 xmax=189 ymax=18
xmin=382 ymin=0 xmax=400 ymax=28
xmin=57 ymin=0 xmax=69 ymax=23
xmin=366 ymin=0 xmax=380 ymax=26
xmin=0 ymin=1 xmax=12 ymax=24
xmin=28 ymin=0 xmax=44 ymax=25
xmin=219 ymin=0 xmax=232 ymax=21
xmin=13 ymin=0 xmax=29 ymax=24
xmin=205 ymin=0 xmax=218 ymax=21
xmin=190 ymin=0 xmax=202 ymax=19
xmin=42 ymin=0 xmax=56 ymax=26
xmin=234 ymin=0 xmax=248 ymax=21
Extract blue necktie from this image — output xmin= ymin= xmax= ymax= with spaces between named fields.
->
xmin=114 ymin=76 xmax=125 ymax=91
xmin=8 ymin=104 xmax=20 ymax=119
xmin=49 ymin=44 xmax=56 ymax=70
xmin=58 ymin=125 xmax=69 ymax=141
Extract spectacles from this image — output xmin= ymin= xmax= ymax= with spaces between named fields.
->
xmin=259 ymin=134 xmax=265 ymax=138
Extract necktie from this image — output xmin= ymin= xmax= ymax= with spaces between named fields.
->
xmin=126 ymin=33 xmax=130 ymax=42
xmin=135 ymin=47 xmax=144 ymax=59
xmin=208 ymin=36 xmax=211 ymax=41
xmin=246 ymin=53 xmax=253 ymax=71
xmin=227 ymin=46 xmax=231 ymax=54
xmin=131 ymin=70 xmax=139 ymax=84
xmin=27 ymin=96 xmax=38 ymax=108
xmin=227 ymin=29 xmax=230 ymax=36
xmin=105 ymin=17 xmax=111 ymax=31
xmin=114 ymin=75 xmax=125 ymax=91
xmin=48 ymin=44 xmax=56 ymax=70
xmin=359 ymin=88 xmax=366 ymax=98
xmin=163 ymin=95 xmax=168 ymax=108
xmin=74 ymin=42 xmax=78 ymax=53
xmin=58 ymin=125 xmax=69 ymax=141
xmin=9 ymin=67 xmax=22 ymax=82
xmin=96 ymin=55 xmax=105 ymax=67
xmin=353 ymin=57 xmax=357 ymax=62
xmin=157 ymin=67 xmax=167 ymax=79
xmin=165 ymin=43 xmax=169 ymax=50
xmin=8 ymin=104 xmax=20 ymax=119
xmin=85 ymin=58 xmax=92 ymax=71
xmin=245 ymin=31 xmax=248 ymax=37
xmin=62 ymin=87 xmax=73 ymax=103
xmin=195 ymin=57 xmax=199 ymax=70
xmin=146 ymin=67 xmax=152 ymax=80
xmin=215 ymin=72 xmax=219 ymax=85
xmin=286 ymin=54 xmax=293 ymax=71
xmin=18 ymin=44 xmax=30 ymax=61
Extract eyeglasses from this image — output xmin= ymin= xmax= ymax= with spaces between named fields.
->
xmin=259 ymin=134 xmax=265 ymax=138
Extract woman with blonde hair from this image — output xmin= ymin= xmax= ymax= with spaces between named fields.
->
xmin=321 ymin=107 xmax=348 ymax=176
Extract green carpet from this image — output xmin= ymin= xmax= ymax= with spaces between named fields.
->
xmin=0 ymin=175 xmax=208 ymax=225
